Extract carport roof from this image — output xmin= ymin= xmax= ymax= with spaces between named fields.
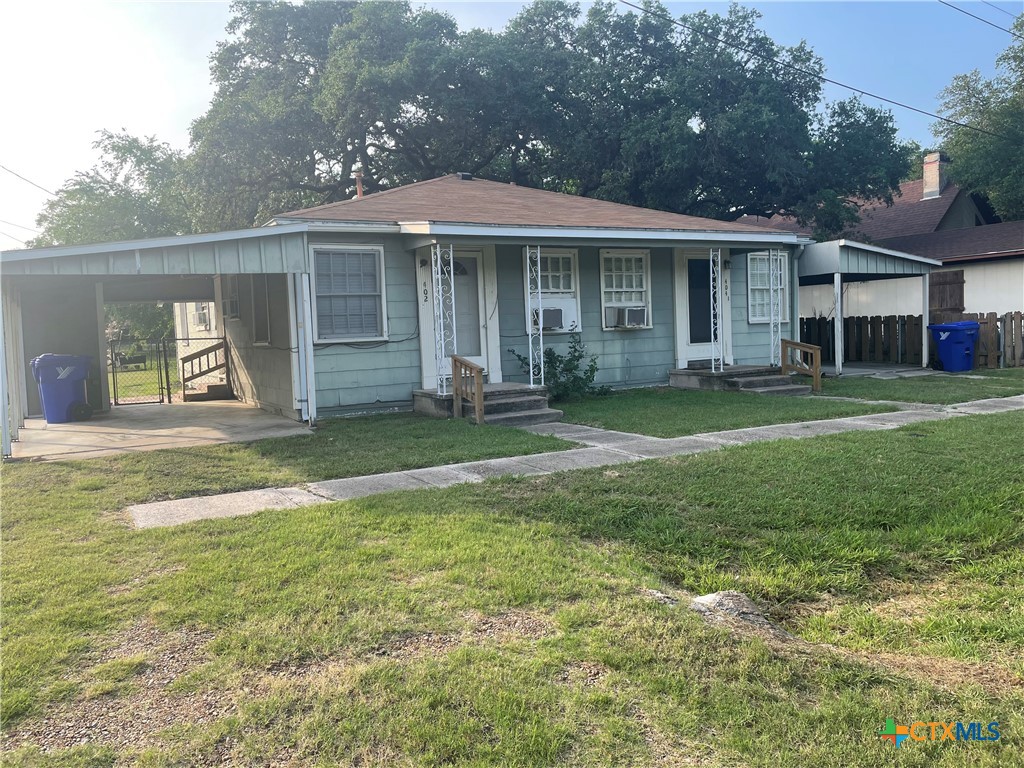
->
xmin=798 ymin=239 xmax=941 ymax=286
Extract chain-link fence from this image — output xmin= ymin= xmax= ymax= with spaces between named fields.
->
xmin=108 ymin=338 xmax=230 ymax=405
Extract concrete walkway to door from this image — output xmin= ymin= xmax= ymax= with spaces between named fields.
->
xmin=11 ymin=401 xmax=310 ymax=462
xmin=125 ymin=395 xmax=1024 ymax=529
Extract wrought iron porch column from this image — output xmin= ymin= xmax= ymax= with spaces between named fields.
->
xmin=525 ymin=245 xmax=545 ymax=387
xmin=709 ymin=247 xmax=724 ymax=372
xmin=430 ymin=243 xmax=457 ymax=394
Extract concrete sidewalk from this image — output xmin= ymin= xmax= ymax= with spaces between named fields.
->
xmin=127 ymin=395 xmax=1024 ymax=529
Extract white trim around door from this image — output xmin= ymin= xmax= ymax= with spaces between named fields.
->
xmin=674 ymin=248 xmax=734 ymax=369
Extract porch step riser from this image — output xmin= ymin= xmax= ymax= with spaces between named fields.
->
xmin=484 ymin=408 xmax=564 ymax=427
xmin=461 ymin=396 xmax=549 ymax=417
xmin=726 ymin=376 xmax=795 ymax=390
xmin=743 ymin=385 xmax=813 ymax=396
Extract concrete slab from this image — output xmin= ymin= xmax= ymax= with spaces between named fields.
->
xmin=307 ymin=472 xmax=432 ymax=500
xmin=403 ymin=465 xmax=486 ymax=488
xmin=11 ymin=401 xmax=309 ymax=461
xmin=605 ymin=437 xmax=715 ymax=458
xmin=843 ymin=410 xmax=957 ymax=428
xmin=129 ymin=486 xmax=323 ymax=529
xmin=947 ymin=397 xmax=1024 ymax=415
xmin=453 ymin=456 xmax=552 ymax=479
xmin=562 ymin=429 xmax=662 ymax=447
xmin=517 ymin=447 xmax=638 ymax=471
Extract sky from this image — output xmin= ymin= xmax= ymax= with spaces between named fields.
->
xmin=0 ymin=0 xmax=1020 ymax=251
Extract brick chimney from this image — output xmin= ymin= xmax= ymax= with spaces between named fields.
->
xmin=922 ymin=152 xmax=948 ymax=200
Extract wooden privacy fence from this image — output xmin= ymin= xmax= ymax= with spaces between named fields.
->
xmin=800 ymin=311 xmax=1024 ymax=369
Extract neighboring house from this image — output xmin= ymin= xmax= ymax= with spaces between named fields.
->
xmin=749 ymin=153 xmax=1017 ymax=319
xmin=1 ymin=174 xmax=818 ymax=436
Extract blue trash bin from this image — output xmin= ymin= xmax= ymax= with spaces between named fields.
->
xmin=31 ymin=354 xmax=94 ymax=424
xmin=927 ymin=321 xmax=980 ymax=373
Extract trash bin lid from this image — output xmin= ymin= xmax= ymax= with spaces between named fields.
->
xmin=30 ymin=353 xmax=93 ymax=369
xmin=927 ymin=321 xmax=980 ymax=331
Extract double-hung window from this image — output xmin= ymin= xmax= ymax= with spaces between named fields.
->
xmin=747 ymin=253 xmax=788 ymax=323
xmin=313 ymin=246 xmax=387 ymax=341
xmin=524 ymin=247 xmax=580 ymax=332
xmin=600 ymin=249 xmax=652 ymax=329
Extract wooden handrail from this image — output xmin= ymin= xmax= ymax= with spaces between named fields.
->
xmin=451 ymin=355 xmax=485 ymax=425
xmin=781 ymin=339 xmax=822 ymax=392
xmin=181 ymin=340 xmax=228 ymax=385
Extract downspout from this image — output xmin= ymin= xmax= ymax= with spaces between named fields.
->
xmin=0 ymin=287 xmax=11 ymax=459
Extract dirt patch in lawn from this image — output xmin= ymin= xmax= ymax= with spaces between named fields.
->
xmin=688 ymin=590 xmax=1023 ymax=697
xmin=556 ymin=660 xmax=611 ymax=688
xmin=3 ymin=620 xmax=225 ymax=755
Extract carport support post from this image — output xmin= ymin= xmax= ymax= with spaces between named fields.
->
xmin=833 ymin=272 xmax=843 ymax=376
xmin=921 ymin=272 xmax=930 ymax=369
xmin=0 ymin=292 xmax=11 ymax=458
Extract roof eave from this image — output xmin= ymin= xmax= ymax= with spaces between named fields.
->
xmin=836 ymin=239 xmax=943 ymax=267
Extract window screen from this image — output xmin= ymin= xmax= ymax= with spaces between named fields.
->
xmin=314 ymin=248 xmax=384 ymax=340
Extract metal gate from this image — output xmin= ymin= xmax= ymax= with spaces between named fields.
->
xmin=109 ymin=338 xmax=173 ymax=405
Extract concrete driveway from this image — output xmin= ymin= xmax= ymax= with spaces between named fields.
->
xmin=10 ymin=401 xmax=310 ymax=461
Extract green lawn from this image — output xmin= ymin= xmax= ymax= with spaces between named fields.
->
xmin=3 ymin=411 xmax=1022 ymax=766
xmin=558 ymin=386 xmax=898 ymax=438
xmin=814 ymin=367 xmax=1024 ymax=404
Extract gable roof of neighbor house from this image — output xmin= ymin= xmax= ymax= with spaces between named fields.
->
xmin=276 ymin=174 xmax=780 ymax=234
xmin=744 ymin=178 xmax=968 ymax=241
xmin=877 ymin=220 xmax=1024 ymax=264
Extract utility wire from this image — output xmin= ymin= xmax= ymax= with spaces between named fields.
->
xmin=938 ymin=0 xmax=1024 ymax=41
xmin=0 ymin=218 xmax=39 ymax=233
xmin=0 ymin=164 xmax=56 ymax=196
xmin=616 ymin=0 xmax=1013 ymax=142
xmin=980 ymin=0 xmax=1020 ymax=20
xmin=0 ymin=230 xmax=26 ymax=245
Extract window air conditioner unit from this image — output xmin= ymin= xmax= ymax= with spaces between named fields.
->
xmin=192 ymin=311 xmax=210 ymax=330
xmin=606 ymin=306 xmax=647 ymax=328
xmin=533 ymin=307 xmax=564 ymax=331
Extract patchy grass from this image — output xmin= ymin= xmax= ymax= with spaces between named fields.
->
xmin=2 ymin=411 xmax=1022 ymax=766
xmin=10 ymin=412 xmax=570 ymax=501
xmin=558 ymin=386 xmax=897 ymax=437
xmin=814 ymin=367 xmax=1024 ymax=404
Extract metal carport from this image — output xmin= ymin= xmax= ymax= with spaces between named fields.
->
xmin=798 ymin=239 xmax=941 ymax=375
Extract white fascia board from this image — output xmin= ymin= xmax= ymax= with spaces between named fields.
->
xmin=0 ymin=223 xmax=312 ymax=263
xmin=837 ymin=239 xmax=942 ymax=267
xmin=398 ymin=221 xmax=807 ymax=245
xmin=269 ymin=217 xmax=401 ymax=233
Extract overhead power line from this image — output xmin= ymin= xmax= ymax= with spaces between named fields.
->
xmin=0 ymin=218 xmax=39 ymax=233
xmin=615 ymin=0 xmax=1013 ymax=142
xmin=0 ymin=230 xmax=26 ymax=245
xmin=0 ymin=164 xmax=56 ymax=196
xmin=938 ymin=0 xmax=1024 ymax=41
xmin=979 ymin=0 xmax=1020 ymax=20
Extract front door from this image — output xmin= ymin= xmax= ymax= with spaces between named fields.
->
xmin=444 ymin=253 xmax=485 ymax=368
xmin=675 ymin=249 xmax=732 ymax=367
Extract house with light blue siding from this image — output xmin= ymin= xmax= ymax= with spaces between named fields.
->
xmin=1 ymin=173 xmax=820 ymax=451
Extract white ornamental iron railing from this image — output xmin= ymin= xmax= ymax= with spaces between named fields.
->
xmin=525 ymin=245 xmax=545 ymax=387
xmin=768 ymin=247 xmax=785 ymax=366
xmin=709 ymin=247 xmax=724 ymax=373
xmin=431 ymin=243 xmax=457 ymax=394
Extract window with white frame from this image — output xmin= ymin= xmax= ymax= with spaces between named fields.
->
xmin=524 ymin=247 xmax=580 ymax=332
xmin=747 ymin=252 xmax=789 ymax=323
xmin=600 ymin=249 xmax=652 ymax=329
xmin=313 ymin=246 xmax=386 ymax=341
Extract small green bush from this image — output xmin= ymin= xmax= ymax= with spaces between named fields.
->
xmin=510 ymin=329 xmax=608 ymax=401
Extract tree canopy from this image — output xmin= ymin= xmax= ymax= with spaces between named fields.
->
xmin=935 ymin=16 xmax=1024 ymax=221
xmin=36 ymin=0 xmax=916 ymax=244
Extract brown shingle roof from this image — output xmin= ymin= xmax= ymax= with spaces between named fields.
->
xmin=278 ymin=174 xmax=782 ymax=234
xmin=741 ymin=178 xmax=965 ymax=241
xmin=878 ymin=221 xmax=1024 ymax=264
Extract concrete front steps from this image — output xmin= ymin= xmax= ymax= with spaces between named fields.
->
xmin=669 ymin=365 xmax=811 ymax=396
xmin=413 ymin=382 xmax=563 ymax=426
